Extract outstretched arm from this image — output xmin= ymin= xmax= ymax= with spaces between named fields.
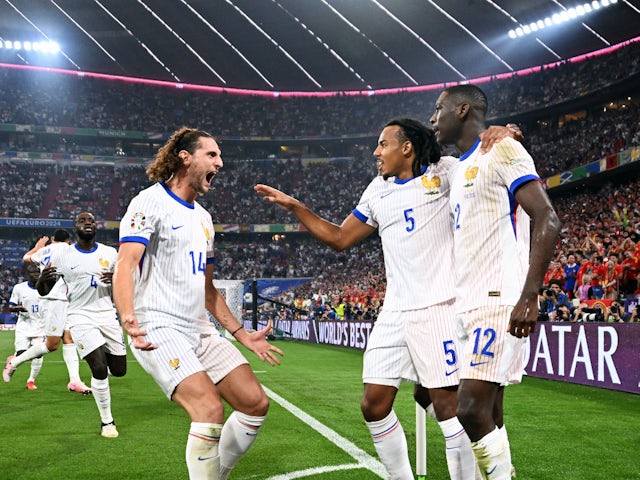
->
xmin=509 ymin=181 xmax=561 ymax=338
xmin=254 ymin=184 xmax=375 ymax=251
xmin=113 ymin=242 xmax=157 ymax=351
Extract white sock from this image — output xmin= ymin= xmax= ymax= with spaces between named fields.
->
xmin=186 ymin=422 xmax=222 ymax=480
xmin=91 ymin=377 xmax=113 ymax=424
xmin=11 ymin=342 xmax=49 ymax=368
xmin=499 ymin=425 xmax=514 ymax=478
xmin=438 ymin=416 xmax=478 ymax=480
xmin=63 ymin=344 xmax=81 ymax=383
xmin=471 ymin=427 xmax=512 ymax=480
xmin=366 ymin=410 xmax=414 ymax=480
xmin=27 ymin=357 xmax=43 ymax=382
xmin=219 ymin=411 xmax=264 ymax=480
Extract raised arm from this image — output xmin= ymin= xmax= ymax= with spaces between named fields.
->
xmin=23 ymin=236 xmax=49 ymax=262
xmin=254 ymin=184 xmax=375 ymax=251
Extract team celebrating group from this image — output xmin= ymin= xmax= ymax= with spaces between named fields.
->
xmin=3 ymin=84 xmax=560 ymax=480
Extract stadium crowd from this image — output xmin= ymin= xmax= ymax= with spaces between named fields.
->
xmin=3 ymin=169 xmax=640 ymax=321
xmin=1 ymin=40 xmax=640 ymax=319
xmin=0 ymin=40 xmax=638 ymax=178
xmin=1 ymin=41 xmax=638 ymax=139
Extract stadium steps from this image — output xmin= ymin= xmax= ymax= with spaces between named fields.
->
xmin=106 ymin=178 xmax=123 ymax=220
xmin=38 ymin=174 xmax=61 ymax=217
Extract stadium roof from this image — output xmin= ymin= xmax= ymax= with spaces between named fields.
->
xmin=1 ymin=0 xmax=640 ymax=94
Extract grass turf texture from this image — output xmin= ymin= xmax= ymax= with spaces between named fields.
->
xmin=0 ymin=333 xmax=638 ymax=479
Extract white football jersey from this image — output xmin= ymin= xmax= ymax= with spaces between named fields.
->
xmin=9 ymin=281 xmax=44 ymax=335
xmin=30 ymin=242 xmax=70 ymax=301
xmin=47 ymin=242 xmax=118 ymax=319
xmin=353 ymin=157 xmax=457 ymax=311
xmin=449 ymin=137 xmax=539 ymax=313
xmin=119 ymin=183 xmax=215 ymax=333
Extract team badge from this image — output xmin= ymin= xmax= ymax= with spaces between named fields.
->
xmin=421 ymin=175 xmax=441 ymax=195
xmin=169 ymin=358 xmax=181 ymax=370
xmin=464 ymin=166 xmax=479 ymax=187
xmin=130 ymin=212 xmax=146 ymax=231
xmin=99 ymin=257 xmax=111 ymax=270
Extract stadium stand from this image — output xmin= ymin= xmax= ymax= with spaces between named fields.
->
xmin=1 ymin=40 xmax=639 ymax=314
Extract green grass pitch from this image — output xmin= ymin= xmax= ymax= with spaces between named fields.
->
xmin=0 ymin=332 xmax=638 ymax=479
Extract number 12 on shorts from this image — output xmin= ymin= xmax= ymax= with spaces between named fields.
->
xmin=470 ymin=327 xmax=496 ymax=366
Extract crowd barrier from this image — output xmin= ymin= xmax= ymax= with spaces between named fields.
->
xmin=260 ymin=318 xmax=639 ymax=395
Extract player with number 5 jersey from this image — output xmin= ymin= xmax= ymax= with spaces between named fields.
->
xmin=256 ymin=118 xmax=519 ymax=480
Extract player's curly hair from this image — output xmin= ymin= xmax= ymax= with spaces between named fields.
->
xmin=385 ymin=118 xmax=442 ymax=177
xmin=146 ymin=127 xmax=213 ymax=182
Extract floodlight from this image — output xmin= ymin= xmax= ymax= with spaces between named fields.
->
xmin=509 ymin=0 xmax=617 ymax=38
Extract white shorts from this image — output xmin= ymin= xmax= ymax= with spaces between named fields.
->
xmin=40 ymin=298 xmax=71 ymax=336
xmin=14 ymin=330 xmax=45 ymax=352
xmin=363 ymin=300 xmax=460 ymax=389
xmin=68 ymin=312 xmax=126 ymax=359
xmin=130 ymin=325 xmax=248 ymax=399
xmin=456 ymin=305 xmax=525 ymax=385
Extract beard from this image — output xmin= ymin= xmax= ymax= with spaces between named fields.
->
xmin=76 ymin=229 xmax=95 ymax=242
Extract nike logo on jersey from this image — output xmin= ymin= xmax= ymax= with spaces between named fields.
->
xmin=197 ymin=456 xmax=218 ymax=461
xmin=171 ymin=225 xmax=184 ymax=230
xmin=70 ymin=265 xmax=80 ymax=270
xmin=445 ymin=368 xmax=459 ymax=376
xmin=379 ymin=191 xmax=394 ymax=199
xmin=470 ymin=360 xmax=489 ymax=367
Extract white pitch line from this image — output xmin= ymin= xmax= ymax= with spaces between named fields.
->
xmin=262 ymin=386 xmax=386 ymax=479
xmin=267 ymin=463 xmax=372 ymax=480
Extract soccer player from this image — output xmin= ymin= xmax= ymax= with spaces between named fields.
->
xmin=430 ymin=84 xmax=560 ymax=479
xmin=3 ymin=229 xmax=91 ymax=394
xmin=6 ymin=262 xmax=45 ymax=390
xmin=256 ymin=118 xmax=517 ymax=480
xmin=36 ymin=212 xmax=126 ymax=438
xmin=113 ymin=127 xmax=284 ymax=480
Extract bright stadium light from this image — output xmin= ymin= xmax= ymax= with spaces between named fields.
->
xmin=508 ymin=0 xmax=618 ymax=39
xmin=0 ymin=39 xmax=60 ymax=54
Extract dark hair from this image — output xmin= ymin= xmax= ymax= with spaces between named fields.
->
xmin=385 ymin=118 xmax=442 ymax=176
xmin=147 ymin=127 xmax=213 ymax=182
xmin=53 ymin=229 xmax=70 ymax=242
xmin=443 ymin=84 xmax=488 ymax=116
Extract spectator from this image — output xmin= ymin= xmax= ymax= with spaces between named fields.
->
xmin=563 ymin=254 xmax=580 ymax=299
